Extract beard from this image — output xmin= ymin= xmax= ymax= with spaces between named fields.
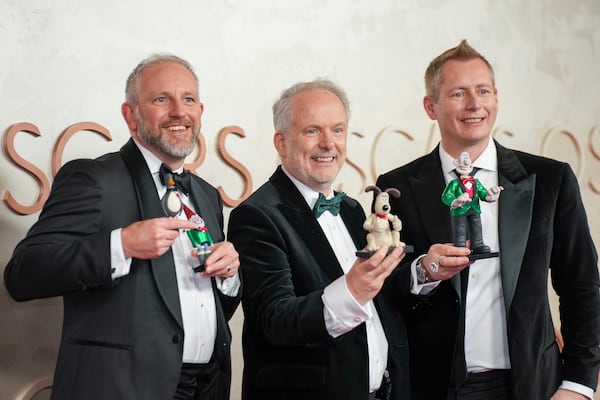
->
xmin=135 ymin=110 xmax=200 ymax=159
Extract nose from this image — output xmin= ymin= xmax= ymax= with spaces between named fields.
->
xmin=319 ymin=130 xmax=335 ymax=149
xmin=169 ymin=99 xmax=186 ymax=118
xmin=466 ymin=91 xmax=481 ymax=110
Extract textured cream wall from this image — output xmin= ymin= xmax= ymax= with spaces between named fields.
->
xmin=1 ymin=0 xmax=598 ymax=399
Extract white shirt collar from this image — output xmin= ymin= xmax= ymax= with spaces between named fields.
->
xmin=438 ymin=139 xmax=498 ymax=176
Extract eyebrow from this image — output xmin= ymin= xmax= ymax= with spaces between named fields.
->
xmin=152 ymin=90 xmax=198 ymax=97
xmin=445 ymin=83 xmax=493 ymax=93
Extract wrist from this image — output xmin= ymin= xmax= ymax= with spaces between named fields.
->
xmin=415 ymin=256 xmax=433 ymax=284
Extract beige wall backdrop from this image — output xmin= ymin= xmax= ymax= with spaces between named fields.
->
xmin=1 ymin=0 xmax=599 ymax=399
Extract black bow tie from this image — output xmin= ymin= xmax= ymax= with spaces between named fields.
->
xmin=313 ymin=192 xmax=346 ymax=218
xmin=159 ymin=163 xmax=191 ymax=195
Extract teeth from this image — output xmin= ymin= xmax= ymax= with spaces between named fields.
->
xmin=167 ymin=125 xmax=187 ymax=131
xmin=463 ymin=118 xmax=483 ymax=123
xmin=313 ymin=156 xmax=335 ymax=162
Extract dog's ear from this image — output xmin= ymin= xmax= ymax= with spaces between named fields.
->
xmin=365 ymin=185 xmax=382 ymax=195
xmin=385 ymin=188 xmax=401 ymax=198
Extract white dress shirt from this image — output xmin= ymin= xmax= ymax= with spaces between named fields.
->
xmin=282 ymin=167 xmax=388 ymax=393
xmin=439 ymin=141 xmax=511 ymax=373
xmin=108 ymin=139 xmax=239 ymax=364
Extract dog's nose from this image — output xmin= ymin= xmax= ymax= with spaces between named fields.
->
xmin=382 ymin=205 xmax=390 ymax=212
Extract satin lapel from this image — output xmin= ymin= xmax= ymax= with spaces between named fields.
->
xmin=120 ymin=139 xmax=183 ymax=328
xmin=410 ymin=151 xmax=451 ymax=244
xmin=496 ymin=144 xmax=535 ymax=311
xmin=188 ymin=180 xmax=224 ymax=242
xmin=409 ymin=149 xmax=459 ymax=296
xmin=271 ymin=168 xmax=345 ymax=282
xmin=340 ymin=199 xmax=367 ymax=251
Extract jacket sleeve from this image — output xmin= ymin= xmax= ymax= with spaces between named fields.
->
xmin=4 ymin=159 xmax=115 ymax=301
xmin=227 ymin=202 xmax=332 ymax=348
xmin=549 ymin=163 xmax=600 ymax=389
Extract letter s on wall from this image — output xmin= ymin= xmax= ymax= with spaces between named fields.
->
xmin=3 ymin=122 xmax=51 ymax=215
xmin=216 ymin=125 xmax=253 ymax=207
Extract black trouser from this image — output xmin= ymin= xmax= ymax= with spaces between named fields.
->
xmin=369 ymin=370 xmax=392 ymax=400
xmin=173 ymin=361 xmax=218 ymax=400
xmin=451 ymin=209 xmax=485 ymax=249
xmin=456 ymin=370 xmax=512 ymax=400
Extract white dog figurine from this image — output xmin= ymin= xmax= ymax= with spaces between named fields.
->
xmin=363 ymin=185 xmax=404 ymax=251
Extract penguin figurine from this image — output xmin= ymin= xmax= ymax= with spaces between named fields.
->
xmin=161 ymin=173 xmax=183 ymax=217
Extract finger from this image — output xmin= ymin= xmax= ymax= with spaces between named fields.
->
xmin=205 ymin=256 xmax=234 ymax=272
xmin=205 ymin=256 xmax=239 ymax=276
xmin=372 ymin=247 xmax=403 ymax=277
xmin=164 ymin=218 xmax=197 ymax=231
xmin=383 ymin=246 xmax=404 ymax=269
xmin=446 ymin=245 xmax=472 ymax=257
xmin=367 ymin=246 xmax=391 ymax=265
xmin=206 ymin=260 xmax=238 ymax=277
xmin=205 ymin=243 xmax=238 ymax=266
xmin=440 ymin=254 xmax=470 ymax=266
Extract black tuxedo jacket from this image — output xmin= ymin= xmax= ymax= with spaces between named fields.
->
xmin=227 ymin=166 xmax=410 ymax=400
xmin=5 ymin=138 xmax=240 ymax=400
xmin=376 ymin=141 xmax=600 ymax=400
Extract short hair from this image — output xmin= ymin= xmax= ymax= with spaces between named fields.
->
xmin=424 ymin=39 xmax=495 ymax=101
xmin=272 ymin=79 xmax=351 ymax=135
xmin=125 ymin=54 xmax=198 ymax=105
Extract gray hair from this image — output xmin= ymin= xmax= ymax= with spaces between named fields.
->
xmin=272 ymin=79 xmax=350 ymax=135
xmin=125 ymin=54 xmax=198 ymax=105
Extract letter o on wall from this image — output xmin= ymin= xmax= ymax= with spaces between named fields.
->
xmin=15 ymin=377 xmax=52 ymax=400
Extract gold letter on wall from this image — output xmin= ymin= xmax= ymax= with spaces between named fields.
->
xmin=2 ymin=123 xmax=51 ymax=215
xmin=216 ymin=126 xmax=253 ymax=207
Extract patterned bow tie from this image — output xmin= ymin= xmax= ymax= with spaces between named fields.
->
xmin=159 ymin=163 xmax=191 ymax=195
xmin=313 ymin=192 xmax=346 ymax=218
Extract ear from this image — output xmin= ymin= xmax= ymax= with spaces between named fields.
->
xmin=121 ymin=102 xmax=137 ymax=132
xmin=364 ymin=185 xmax=380 ymax=195
xmin=385 ymin=188 xmax=401 ymax=198
xmin=273 ymin=131 xmax=286 ymax=158
xmin=423 ymin=96 xmax=437 ymax=120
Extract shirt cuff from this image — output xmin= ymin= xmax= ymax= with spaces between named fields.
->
xmin=110 ymin=228 xmax=132 ymax=279
xmin=322 ymin=275 xmax=371 ymax=338
xmin=217 ymin=273 xmax=241 ymax=297
xmin=559 ymin=380 xmax=594 ymax=399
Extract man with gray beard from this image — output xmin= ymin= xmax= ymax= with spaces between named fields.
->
xmin=4 ymin=54 xmax=241 ymax=400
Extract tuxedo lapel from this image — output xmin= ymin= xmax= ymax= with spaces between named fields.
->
xmin=496 ymin=143 xmax=535 ymax=310
xmin=120 ymin=139 xmax=183 ymax=328
xmin=410 ymin=150 xmax=451 ymax=244
xmin=409 ymin=149 xmax=460 ymax=296
xmin=271 ymin=168 xmax=345 ymax=282
xmin=340 ymin=199 xmax=367 ymax=251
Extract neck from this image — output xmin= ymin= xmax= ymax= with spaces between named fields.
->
xmin=162 ymin=160 xmax=185 ymax=171
xmin=441 ymin=139 xmax=490 ymax=162
xmin=132 ymin=133 xmax=186 ymax=171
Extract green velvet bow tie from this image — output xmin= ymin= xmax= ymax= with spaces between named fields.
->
xmin=313 ymin=192 xmax=346 ymax=218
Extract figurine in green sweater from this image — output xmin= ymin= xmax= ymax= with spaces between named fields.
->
xmin=441 ymin=152 xmax=503 ymax=254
